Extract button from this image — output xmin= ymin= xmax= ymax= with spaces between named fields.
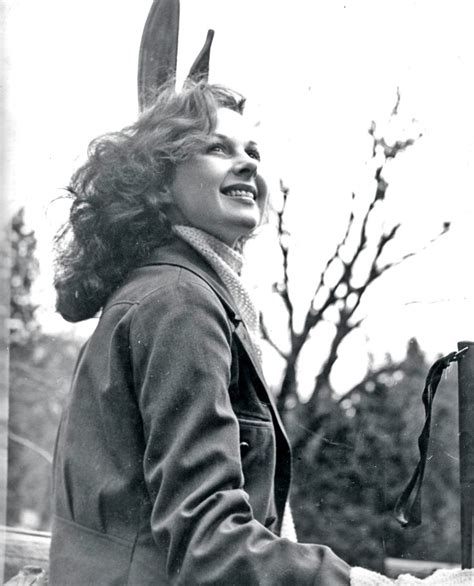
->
xmin=240 ymin=441 xmax=250 ymax=453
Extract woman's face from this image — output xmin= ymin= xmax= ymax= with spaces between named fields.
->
xmin=169 ymin=107 xmax=268 ymax=247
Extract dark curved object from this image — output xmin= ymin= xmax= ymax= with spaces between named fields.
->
xmin=137 ymin=0 xmax=180 ymax=111
xmin=394 ymin=346 xmax=469 ymax=530
xmin=138 ymin=0 xmax=215 ymax=111
xmin=186 ymin=29 xmax=214 ymax=83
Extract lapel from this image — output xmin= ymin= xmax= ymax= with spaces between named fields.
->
xmin=139 ymin=239 xmax=291 ymax=446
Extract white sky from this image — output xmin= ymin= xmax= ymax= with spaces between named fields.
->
xmin=3 ymin=0 xmax=474 ymax=395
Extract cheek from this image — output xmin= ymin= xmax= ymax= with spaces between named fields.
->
xmin=189 ymin=155 xmax=222 ymax=183
xmin=257 ymin=175 xmax=269 ymax=209
xmin=171 ymin=166 xmax=201 ymax=205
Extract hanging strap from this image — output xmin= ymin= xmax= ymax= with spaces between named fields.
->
xmin=394 ymin=347 xmax=468 ymax=528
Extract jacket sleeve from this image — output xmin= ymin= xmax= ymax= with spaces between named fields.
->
xmin=130 ymin=272 xmax=351 ymax=585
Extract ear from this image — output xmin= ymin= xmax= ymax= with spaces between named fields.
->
xmin=138 ymin=0 xmax=179 ymax=112
xmin=158 ymin=186 xmax=174 ymax=205
xmin=138 ymin=0 xmax=215 ymax=111
xmin=157 ymin=187 xmax=182 ymax=224
xmin=185 ymin=29 xmax=214 ymax=84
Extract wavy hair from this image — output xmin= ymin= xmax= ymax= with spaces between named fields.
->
xmin=54 ymin=80 xmax=246 ymax=322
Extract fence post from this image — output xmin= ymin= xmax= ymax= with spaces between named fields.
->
xmin=0 ymin=1 xmax=11 ymax=580
xmin=457 ymin=341 xmax=474 ymax=568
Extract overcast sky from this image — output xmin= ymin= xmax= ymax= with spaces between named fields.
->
xmin=3 ymin=0 xmax=474 ymax=393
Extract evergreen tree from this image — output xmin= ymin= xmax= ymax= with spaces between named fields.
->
xmin=9 ymin=208 xmax=40 ymax=348
xmin=7 ymin=209 xmax=79 ymax=529
xmin=291 ymin=340 xmax=460 ymax=570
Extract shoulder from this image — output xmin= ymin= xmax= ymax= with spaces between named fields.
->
xmin=105 ymin=263 xmax=221 ymax=312
xmin=101 ymin=263 xmax=231 ymax=340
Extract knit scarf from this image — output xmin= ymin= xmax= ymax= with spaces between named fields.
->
xmin=173 ymin=226 xmax=261 ymax=355
xmin=173 ymin=225 xmax=297 ymax=543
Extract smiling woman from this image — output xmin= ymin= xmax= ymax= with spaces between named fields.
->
xmin=167 ymin=108 xmax=268 ymax=247
xmin=45 ymin=74 xmax=474 ymax=586
xmin=54 ymin=82 xmax=244 ymax=322
xmin=49 ymin=79 xmax=353 ymax=585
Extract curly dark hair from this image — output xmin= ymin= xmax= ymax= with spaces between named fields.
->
xmin=54 ymin=80 xmax=246 ymax=322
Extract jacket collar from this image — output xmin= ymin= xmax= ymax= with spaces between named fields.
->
xmin=140 ymin=237 xmax=241 ymax=323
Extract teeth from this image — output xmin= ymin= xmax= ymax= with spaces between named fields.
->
xmin=225 ymin=189 xmax=255 ymax=199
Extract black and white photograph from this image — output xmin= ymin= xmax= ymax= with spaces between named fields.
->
xmin=2 ymin=1 xmax=474 ymax=583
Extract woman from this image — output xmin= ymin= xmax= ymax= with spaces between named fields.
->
xmin=50 ymin=81 xmax=472 ymax=585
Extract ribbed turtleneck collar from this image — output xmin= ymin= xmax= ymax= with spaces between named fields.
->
xmin=173 ymin=225 xmax=261 ymax=358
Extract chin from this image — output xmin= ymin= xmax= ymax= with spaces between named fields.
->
xmin=213 ymin=218 xmax=260 ymax=247
xmin=233 ymin=227 xmax=260 ymax=248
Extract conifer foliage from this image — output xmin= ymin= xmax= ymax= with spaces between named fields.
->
xmin=9 ymin=208 xmax=40 ymax=348
xmin=291 ymin=340 xmax=460 ymax=569
xmin=7 ymin=209 xmax=79 ymax=529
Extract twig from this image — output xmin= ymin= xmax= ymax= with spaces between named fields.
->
xmin=8 ymin=430 xmax=53 ymax=464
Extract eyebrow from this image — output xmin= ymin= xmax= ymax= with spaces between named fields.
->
xmin=212 ymin=133 xmax=259 ymax=148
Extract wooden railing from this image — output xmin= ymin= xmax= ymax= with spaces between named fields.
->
xmin=384 ymin=557 xmax=460 ymax=579
xmin=2 ymin=527 xmax=50 ymax=584
xmin=1 ymin=526 xmax=461 ymax=583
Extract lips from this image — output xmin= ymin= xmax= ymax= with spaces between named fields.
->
xmin=221 ymin=184 xmax=257 ymax=200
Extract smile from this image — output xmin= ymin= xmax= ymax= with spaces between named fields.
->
xmin=221 ymin=185 xmax=257 ymax=200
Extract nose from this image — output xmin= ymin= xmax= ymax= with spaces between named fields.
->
xmin=232 ymin=154 xmax=258 ymax=178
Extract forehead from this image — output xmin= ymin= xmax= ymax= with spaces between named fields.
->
xmin=213 ymin=108 xmax=259 ymax=144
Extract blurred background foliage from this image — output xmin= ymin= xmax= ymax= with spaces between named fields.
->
xmin=7 ymin=208 xmax=80 ymax=529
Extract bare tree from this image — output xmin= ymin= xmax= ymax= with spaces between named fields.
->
xmin=260 ymin=92 xmax=448 ymax=444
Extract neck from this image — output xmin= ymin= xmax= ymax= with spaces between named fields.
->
xmin=173 ymin=226 xmax=244 ymax=273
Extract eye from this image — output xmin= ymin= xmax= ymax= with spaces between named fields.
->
xmin=246 ymin=147 xmax=261 ymax=161
xmin=207 ymin=142 xmax=227 ymax=155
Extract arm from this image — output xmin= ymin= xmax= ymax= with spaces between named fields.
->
xmin=130 ymin=272 xmax=350 ymax=585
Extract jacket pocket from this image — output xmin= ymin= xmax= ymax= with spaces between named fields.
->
xmin=237 ymin=417 xmax=277 ymax=526
xmin=49 ymin=515 xmax=135 ymax=586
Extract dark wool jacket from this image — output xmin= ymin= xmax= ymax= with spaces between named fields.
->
xmin=49 ymin=238 xmax=350 ymax=585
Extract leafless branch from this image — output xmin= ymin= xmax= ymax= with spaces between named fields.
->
xmin=275 ymin=181 xmax=295 ymax=332
xmin=265 ymin=89 xmax=447 ymax=422
xmin=378 ymin=222 xmax=450 ymax=275
xmin=391 ymin=86 xmax=401 ymax=116
xmin=8 ymin=430 xmax=53 ymax=464
xmin=259 ymin=313 xmax=288 ymax=360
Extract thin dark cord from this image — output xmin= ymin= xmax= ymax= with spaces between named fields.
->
xmin=394 ymin=347 xmax=468 ymax=527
